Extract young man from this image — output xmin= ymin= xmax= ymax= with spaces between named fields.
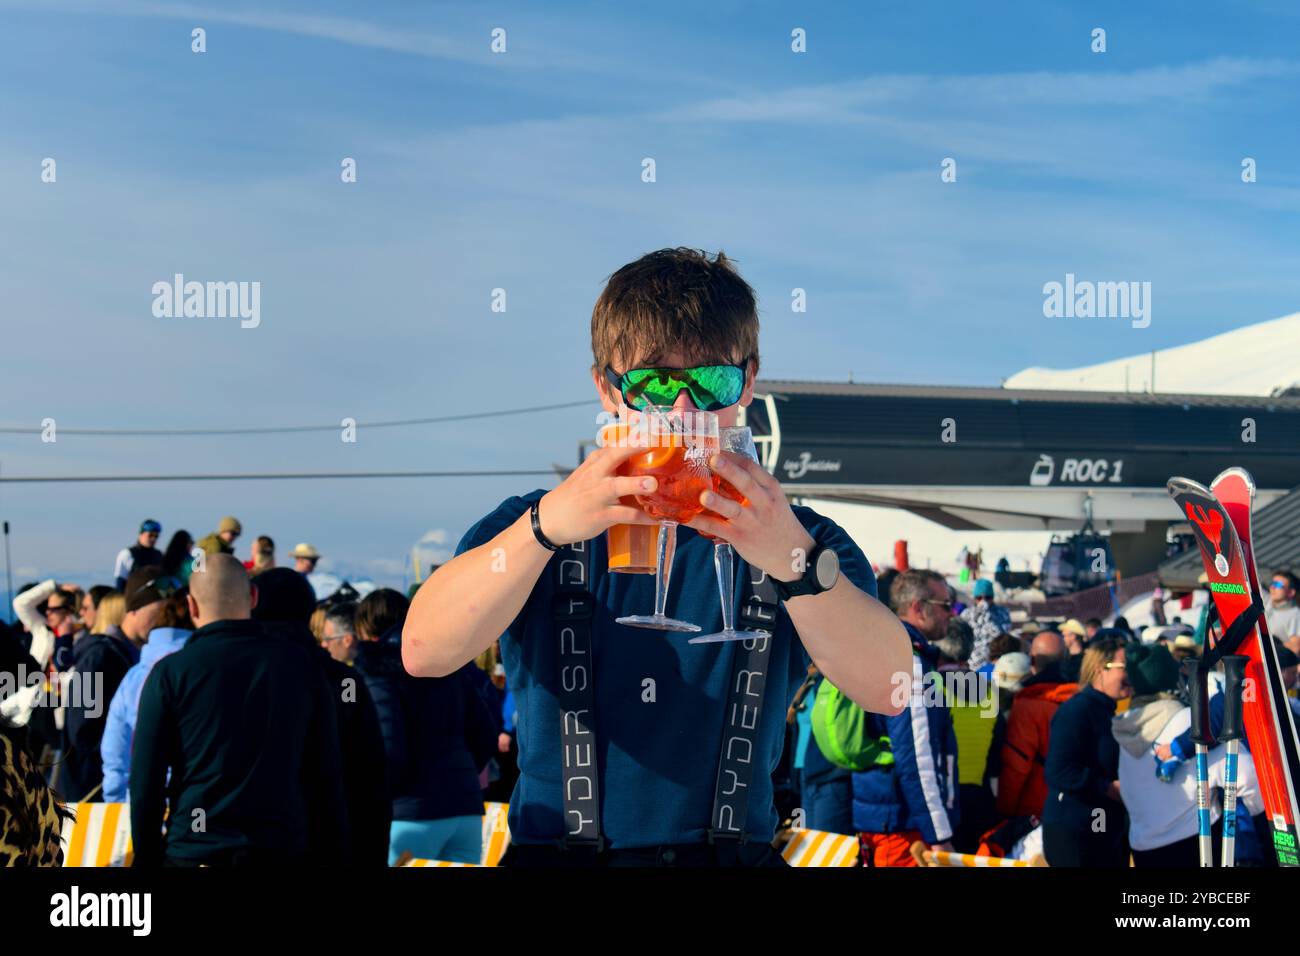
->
xmin=403 ymin=248 xmax=911 ymax=866
xmin=1266 ymin=571 xmax=1300 ymax=646
xmin=114 ymin=520 xmax=163 ymax=591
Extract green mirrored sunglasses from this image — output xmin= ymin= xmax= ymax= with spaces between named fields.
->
xmin=604 ymin=362 xmax=747 ymax=412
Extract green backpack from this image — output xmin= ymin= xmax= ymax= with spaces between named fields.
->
xmin=810 ymin=678 xmax=894 ymax=771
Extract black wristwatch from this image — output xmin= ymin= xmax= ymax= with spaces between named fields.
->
xmin=770 ymin=544 xmax=840 ymax=601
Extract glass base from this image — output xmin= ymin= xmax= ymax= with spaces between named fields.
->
xmin=688 ymin=628 xmax=773 ymax=645
xmin=616 ymin=614 xmax=702 ymax=633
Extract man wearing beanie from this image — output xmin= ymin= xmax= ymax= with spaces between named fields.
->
xmin=114 ymin=520 xmax=163 ymax=590
xmin=960 ymin=579 xmax=1011 ymax=670
xmin=121 ymin=565 xmax=168 ymax=648
xmin=251 ymin=568 xmax=391 ymax=867
xmin=195 ymin=516 xmax=242 ymax=557
xmin=1113 ymin=644 xmax=1264 ymax=866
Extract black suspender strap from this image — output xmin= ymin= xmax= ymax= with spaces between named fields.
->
xmin=708 ymin=561 xmax=781 ymax=844
xmin=553 ymin=537 xmax=603 ymax=849
xmin=550 ymin=538 xmax=786 ymax=851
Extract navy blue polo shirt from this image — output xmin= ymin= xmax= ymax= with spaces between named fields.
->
xmin=454 ymin=489 xmax=876 ymax=849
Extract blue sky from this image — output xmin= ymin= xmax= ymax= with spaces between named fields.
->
xmin=1 ymin=0 xmax=1298 ymax=588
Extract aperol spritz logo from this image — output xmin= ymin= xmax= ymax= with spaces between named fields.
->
xmin=594 ymin=410 xmax=718 ymax=447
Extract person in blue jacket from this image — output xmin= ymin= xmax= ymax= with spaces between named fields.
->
xmin=100 ymin=588 xmax=192 ymax=802
xmin=853 ymin=569 xmax=960 ymax=866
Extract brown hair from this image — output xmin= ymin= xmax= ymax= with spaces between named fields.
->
xmin=590 ymin=248 xmax=760 ymax=380
xmin=1080 ymin=635 xmax=1126 ymax=686
xmin=355 ymin=588 xmax=409 ymax=642
xmin=156 ymin=588 xmax=194 ymax=630
xmin=987 ymin=632 xmax=1021 ymax=662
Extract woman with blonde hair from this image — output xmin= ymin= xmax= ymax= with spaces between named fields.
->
xmin=90 ymin=592 xmax=126 ymax=636
xmin=61 ymin=590 xmax=138 ymax=800
xmin=1041 ymin=635 xmax=1133 ymax=866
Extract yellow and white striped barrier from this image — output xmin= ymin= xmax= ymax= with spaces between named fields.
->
xmin=403 ymin=859 xmax=479 ymax=867
xmin=402 ymin=801 xmax=511 ymax=868
xmin=480 ymin=801 xmax=510 ymax=866
xmin=923 ymin=849 xmax=1031 ymax=868
xmin=62 ymin=800 xmax=512 ymax=868
xmin=60 ymin=802 xmax=133 ymax=867
xmin=780 ymin=828 xmax=860 ymax=867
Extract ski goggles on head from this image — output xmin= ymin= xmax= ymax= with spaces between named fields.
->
xmin=603 ymin=362 xmax=747 ymax=412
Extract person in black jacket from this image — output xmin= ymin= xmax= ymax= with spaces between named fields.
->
xmin=59 ymin=585 xmax=142 ymax=801
xmin=352 ymin=588 xmax=498 ymax=865
xmin=129 ymin=554 xmax=347 ymax=866
xmin=1041 ymin=635 xmax=1132 ymax=867
xmin=251 ymin=568 xmax=391 ymax=867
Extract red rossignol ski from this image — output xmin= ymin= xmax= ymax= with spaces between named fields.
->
xmin=1168 ymin=469 xmax=1300 ymax=866
xmin=1210 ymin=468 xmax=1300 ymax=865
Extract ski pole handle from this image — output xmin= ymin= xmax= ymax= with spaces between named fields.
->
xmin=1219 ymin=655 xmax=1249 ymax=744
xmin=1184 ymin=658 xmax=1215 ymax=746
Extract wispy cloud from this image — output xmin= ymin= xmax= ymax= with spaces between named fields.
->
xmin=0 ymin=0 xmax=733 ymax=86
xmin=0 ymin=0 xmax=479 ymax=62
xmin=654 ymin=57 xmax=1300 ymax=123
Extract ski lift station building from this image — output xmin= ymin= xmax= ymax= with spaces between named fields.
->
xmin=740 ymin=380 xmax=1300 ymax=578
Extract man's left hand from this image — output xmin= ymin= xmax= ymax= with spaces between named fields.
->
xmin=685 ymin=451 xmax=816 ymax=584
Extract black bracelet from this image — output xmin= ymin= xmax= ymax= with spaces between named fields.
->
xmin=530 ymin=498 xmax=561 ymax=552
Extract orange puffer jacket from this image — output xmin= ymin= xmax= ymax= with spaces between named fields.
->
xmin=997 ymin=676 xmax=1078 ymax=818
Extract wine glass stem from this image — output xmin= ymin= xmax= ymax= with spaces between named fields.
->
xmin=714 ymin=542 xmax=735 ymax=633
xmin=653 ymin=521 xmax=677 ymax=619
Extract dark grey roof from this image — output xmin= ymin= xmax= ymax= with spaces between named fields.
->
xmin=1160 ymin=483 xmax=1300 ymax=589
xmin=756 ymin=379 xmax=1300 ymax=410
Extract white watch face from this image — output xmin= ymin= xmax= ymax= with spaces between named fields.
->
xmin=815 ymin=548 xmax=839 ymax=590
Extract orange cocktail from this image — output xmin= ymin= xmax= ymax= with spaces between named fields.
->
xmin=608 ymin=515 xmax=657 ymax=573
xmin=619 ymin=426 xmax=718 ymax=522
xmin=612 ymin=407 xmax=720 ymax=633
xmin=698 ymin=478 xmax=747 ymax=543
xmin=599 ymin=422 xmax=657 ymax=573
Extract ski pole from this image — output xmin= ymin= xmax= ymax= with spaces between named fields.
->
xmin=1184 ymin=658 xmax=1215 ymax=867
xmin=1219 ymin=655 xmax=1249 ymax=867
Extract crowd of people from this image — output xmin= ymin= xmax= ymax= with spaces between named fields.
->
xmin=3 ymin=514 xmax=1295 ymax=867
xmin=780 ymin=566 xmax=1300 ymax=867
xmin=0 ymin=517 xmax=517 ymax=866
xmin=2 ymin=248 xmax=1298 ymax=870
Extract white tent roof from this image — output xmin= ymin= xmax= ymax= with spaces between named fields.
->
xmin=1004 ymin=312 xmax=1300 ymax=397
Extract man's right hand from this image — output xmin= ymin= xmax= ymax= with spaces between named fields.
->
xmin=535 ymin=442 xmax=661 ymax=546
